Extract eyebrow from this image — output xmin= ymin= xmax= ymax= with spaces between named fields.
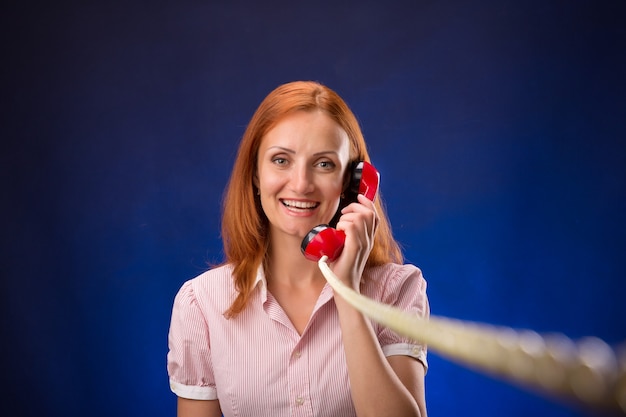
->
xmin=266 ymin=146 xmax=338 ymax=157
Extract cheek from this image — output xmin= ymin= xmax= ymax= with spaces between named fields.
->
xmin=325 ymin=181 xmax=344 ymax=209
xmin=331 ymin=175 xmax=346 ymax=197
xmin=257 ymin=169 xmax=287 ymax=198
xmin=258 ymin=173 xmax=279 ymax=193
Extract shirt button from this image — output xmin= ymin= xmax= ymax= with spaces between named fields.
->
xmin=295 ymin=396 xmax=304 ymax=406
xmin=293 ymin=351 xmax=301 ymax=358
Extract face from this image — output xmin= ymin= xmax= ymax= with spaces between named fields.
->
xmin=255 ymin=110 xmax=351 ymax=242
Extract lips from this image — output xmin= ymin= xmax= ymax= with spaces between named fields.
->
xmin=280 ymin=199 xmax=320 ymax=211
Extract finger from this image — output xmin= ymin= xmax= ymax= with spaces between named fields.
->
xmin=356 ymin=193 xmax=376 ymax=208
xmin=354 ymin=194 xmax=379 ymax=232
xmin=336 ymin=211 xmax=376 ymax=242
xmin=341 ymin=194 xmax=376 ymax=215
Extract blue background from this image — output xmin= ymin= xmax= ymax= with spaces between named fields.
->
xmin=2 ymin=1 xmax=625 ymax=416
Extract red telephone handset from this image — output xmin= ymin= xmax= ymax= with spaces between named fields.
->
xmin=300 ymin=161 xmax=380 ymax=262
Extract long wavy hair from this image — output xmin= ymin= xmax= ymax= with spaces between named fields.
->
xmin=221 ymin=81 xmax=402 ymax=318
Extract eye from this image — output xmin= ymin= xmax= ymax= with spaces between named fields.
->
xmin=317 ymin=160 xmax=336 ymax=170
xmin=272 ymin=156 xmax=289 ymax=166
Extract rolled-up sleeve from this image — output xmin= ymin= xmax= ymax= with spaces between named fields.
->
xmin=374 ymin=264 xmax=430 ymax=371
xmin=167 ymin=280 xmax=218 ymax=400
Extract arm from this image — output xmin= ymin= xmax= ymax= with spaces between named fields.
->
xmin=168 ymin=282 xmax=221 ymax=416
xmin=388 ymin=356 xmax=428 ymax=417
xmin=332 ymin=195 xmax=426 ymax=417
xmin=178 ymin=398 xmax=222 ymax=417
xmin=333 ymin=296 xmax=425 ymax=417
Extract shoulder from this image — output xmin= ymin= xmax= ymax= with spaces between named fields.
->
xmin=362 ymin=262 xmax=427 ymax=303
xmin=366 ymin=262 xmax=423 ymax=276
xmin=365 ymin=263 xmax=425 ymax=287
xmin=174 ymin=264 xmax=237 ymax=312
xmin=189 ymin=263 xmax=235 ymax=288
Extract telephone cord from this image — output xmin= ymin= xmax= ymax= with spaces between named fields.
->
xmin=318 ymin=256 xmax=626 ymax=415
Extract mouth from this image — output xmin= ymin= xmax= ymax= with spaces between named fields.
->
xmin=280 ymin=199 xmax=320 ymax=212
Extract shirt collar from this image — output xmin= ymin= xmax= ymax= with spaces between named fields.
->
xmin=252 ymin=264 xmax=268 ymax=303
xmin=252 ymin=263 xmax=335 ymax=309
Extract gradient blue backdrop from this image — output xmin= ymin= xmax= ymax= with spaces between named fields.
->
xmin=2 ymin=1 xmax=625 ymax=416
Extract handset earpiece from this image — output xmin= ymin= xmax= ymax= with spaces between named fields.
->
xmin=301 ymin=161 xmax=380 ymax=262
xmin=349 ymin=160 xmax=380 ymax=202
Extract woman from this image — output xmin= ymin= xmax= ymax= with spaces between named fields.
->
xmin=167 ymin=81 xmax=429 ymax=417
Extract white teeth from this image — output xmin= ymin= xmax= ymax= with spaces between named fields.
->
xmin=282 ymin=200 xmax=318 ymax=209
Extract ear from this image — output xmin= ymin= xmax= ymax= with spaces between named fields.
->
xmin=343 ymin=160 xmax=357 ymax=192
xmin=253 ymin=171 xmax=260 ymax=189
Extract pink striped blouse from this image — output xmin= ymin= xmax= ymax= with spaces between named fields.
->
xmin=167 ymin=262 xmax=429 ymax=417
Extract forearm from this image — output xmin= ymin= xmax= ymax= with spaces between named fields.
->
xmin=177 ymin=398 xmax=222 ymax=417
xmin=334 ymin=295 xmax=422 ymax=417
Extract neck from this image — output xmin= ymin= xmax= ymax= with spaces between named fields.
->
xmin=266 ymin=235 xmax=324 ymax=288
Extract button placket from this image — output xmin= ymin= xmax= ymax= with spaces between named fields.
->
xmin=288 ymin=343 xmax=311 ymax=416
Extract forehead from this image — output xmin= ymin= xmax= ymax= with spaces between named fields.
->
xmin=260 ymin=110 xmax=350 ymax=153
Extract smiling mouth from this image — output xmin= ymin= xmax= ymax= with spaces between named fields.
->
xmin=281 ymin=199 xmax=320 ymax=211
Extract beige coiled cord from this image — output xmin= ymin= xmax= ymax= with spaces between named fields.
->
xmin=318 ymin=256 xmax=626 ymax=415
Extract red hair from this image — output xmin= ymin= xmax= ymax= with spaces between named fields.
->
xmin=222 ymin=81 xmax=402 ymax=317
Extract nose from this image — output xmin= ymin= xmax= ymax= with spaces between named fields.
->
xmin=291 ymin=164 xmax=314 ymax=194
